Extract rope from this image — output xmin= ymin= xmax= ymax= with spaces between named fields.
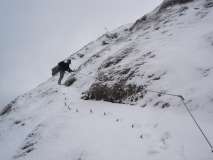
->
xmin=181 ymin=100 xmax=213 ymax=152
xmin=145 ymin=89 xmax=183 ymax=99
xmin=68 ymin=72 xmax=213 ymax=152
xmin=145 ymin=88 xmax=213 ymax=152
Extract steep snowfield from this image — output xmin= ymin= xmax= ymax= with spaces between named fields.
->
xmin=1 ymin=0 xmax=213 ymax=160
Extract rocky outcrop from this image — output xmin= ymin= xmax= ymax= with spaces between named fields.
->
xmin=159 ymin=0 xmax=194 ymax=12
xmin=0 ymin=98 xmax=17 ymax=116
xmin=129 ymin=0 xmax=194 ymax=31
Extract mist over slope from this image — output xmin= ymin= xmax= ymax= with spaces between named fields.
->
xmin=1 ymin=0 xmax=213 ymax=160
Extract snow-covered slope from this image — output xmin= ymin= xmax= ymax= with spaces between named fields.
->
xmin=1 ymin=0 xmax=213 ymax=160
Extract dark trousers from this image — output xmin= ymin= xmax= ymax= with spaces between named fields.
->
xmin=58 ymin=71 xmax=65 ymax=85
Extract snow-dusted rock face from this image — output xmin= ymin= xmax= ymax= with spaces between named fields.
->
xmin=77 ymin=0 xmax=213 ymax=104
xmin=130 ymin=0 xmax=195 ymax=31
xmin=1 ymin=0 xmax=213 ymax=160
xmin=159 ymin=0 xmax=194 ymax=11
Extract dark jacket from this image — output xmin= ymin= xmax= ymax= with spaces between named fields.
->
xmin=58 ymin=61 xmax=71 ymax=72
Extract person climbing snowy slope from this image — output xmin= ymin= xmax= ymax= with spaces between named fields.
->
xmin=56 ymin=59 xmax=73 ymax=85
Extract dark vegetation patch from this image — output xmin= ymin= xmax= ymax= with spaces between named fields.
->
xmin=84 ymin=63 xmax=146 ymax=104
xmin=82 ymin=83 xmax=144 ymax=103
xmin=97 ymin=67 xmax=133 ymax=82
xmin=82 ymin=69 xmax=166 ymax=104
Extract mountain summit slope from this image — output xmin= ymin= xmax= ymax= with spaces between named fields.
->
xmin=1 ymin=0 xmax=213 ymax=160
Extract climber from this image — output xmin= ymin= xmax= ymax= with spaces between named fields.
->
xmin=57 ymin=59 xmax=73 ymax=85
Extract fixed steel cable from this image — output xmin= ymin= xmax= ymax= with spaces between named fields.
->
xmin=68 ymin=72 xmax=213 ymax=152
xmin=145 ymin=88 xmax=213 ymax=152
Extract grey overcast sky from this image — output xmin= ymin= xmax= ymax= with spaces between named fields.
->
xmin=0 ymin=0 xmax=162 ymax=107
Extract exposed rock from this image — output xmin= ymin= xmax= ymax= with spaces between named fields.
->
xmin=102 ymin=41 xmax=109 ymax=45
xmin=64 ymin=76 xmax=77 ymax=86
xmin=14 ymin=120 xmax=22 ymax=125
xmin=14 ymin=124 xmax=42 ymax=159
xmin=204 ymin=0 xmax=213 ymax=8
xmin=153 ymin=77 xmax=161 ymax=81
xmin=154 ymin=101 xmax=170 ymax=108
xmin=77 ymin=53 xmax=85 ymax=58
xmin=162 ymin=102 xmax=170 ymax=108
xmin=129 ymin=15 xmax=147 ymax=31
xmin=177 ymin=6 xmax=189 ymax=13
xmin=105 ymin=32 xmax=118 ymax=39
xmin=129 ymin=0 xmax=193 ymax=31
xmin=0 ymin=99 xmax=17 ymax=116
xmin=21 ymin=142 xmax=35 ymax=150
